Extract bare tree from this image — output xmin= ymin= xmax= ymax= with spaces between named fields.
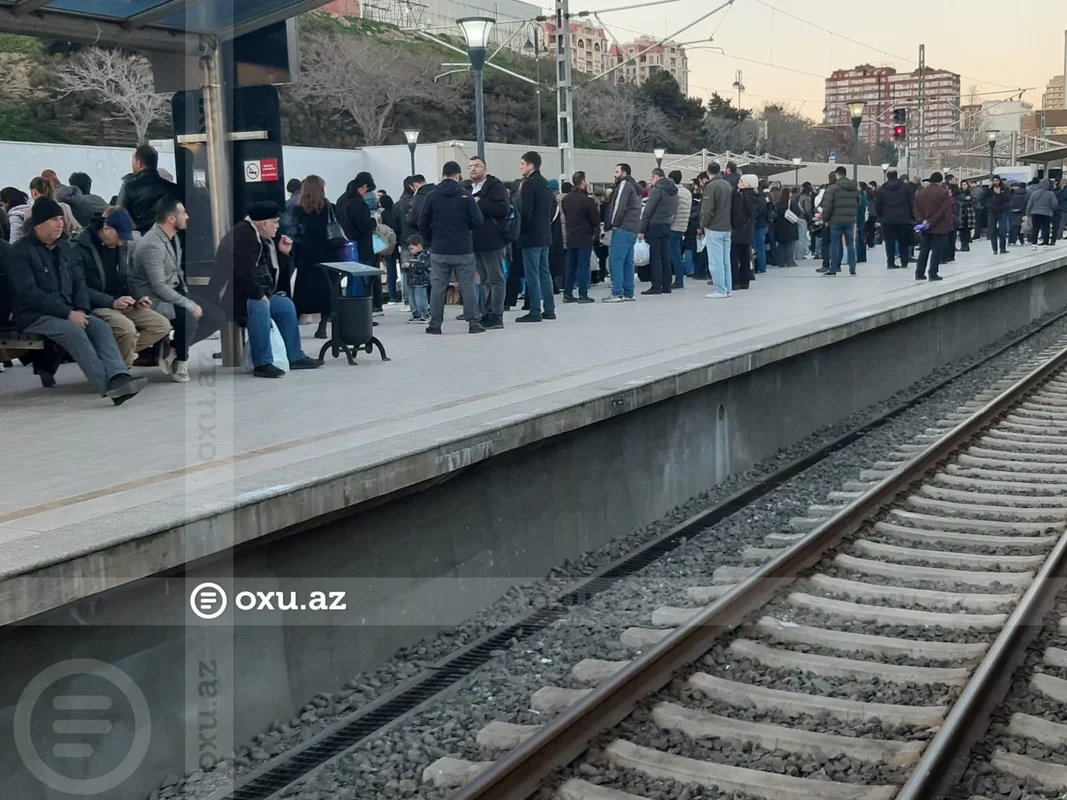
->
xmin=576 ymin=80 xmax=675 ymax=152
xmin=56 ymin=47 xmax=170 ymax=144
xmin=296 ymin=35 xmax=452 ymax=146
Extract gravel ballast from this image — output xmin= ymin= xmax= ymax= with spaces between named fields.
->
xmin=164 ymin=312 xmax=1067 ymax=800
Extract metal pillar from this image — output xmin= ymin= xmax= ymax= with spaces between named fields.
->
xmin=701 ymin=148 xmax=709 ymax=173
xmin=555 ymin=0 xmax=574 ymax=182
xmin=851 ymin=118 xmax=860 ymax=182
xmin=533 ymin=25 xmax=543 ymax=147
xmin=1011 ymin=131 xmax=1017 ymax=166
xmin=917 ymin=44 xmax=925 ymax=178
xmin=200 ymin=45 xmax=240 ymax=366
xmin=472 ymin=59 xmax=487 ymax=159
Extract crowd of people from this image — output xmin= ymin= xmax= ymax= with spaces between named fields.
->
xmin=3 ymin=140 xmax=1066 ymax=402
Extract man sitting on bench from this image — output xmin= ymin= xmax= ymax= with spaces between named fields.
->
xmin=7 ymin=197 xmax=147 ymax=404
xmin=70 ymin=207 xmax=171 ymax=368
xmin=210 ymin=201 xmax=323 ymax=378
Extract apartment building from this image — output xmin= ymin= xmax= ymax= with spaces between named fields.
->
xmin=538 ymin=19 xmax=612 ymax=76
xmin=823 ymin=64 xmax=896 ymax=146
xmin=608 ymin=37 xmax=689 ymax=94
xmin=1043 ymin=75 xmax=1065 ymax=110
xmin=353 ymin=0 xmax=542 ymax=52
xmin=889 ymin=67 xmax=962 ymax=152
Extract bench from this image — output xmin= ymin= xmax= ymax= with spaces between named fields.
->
xmin=0 ymin=328 xmax=44 ymax=361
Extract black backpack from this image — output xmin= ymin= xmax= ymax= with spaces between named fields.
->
xmin=730 ymin=190 xmax=751 ymax=230
xmin=501 ymin=194 xmax=521 ymax=244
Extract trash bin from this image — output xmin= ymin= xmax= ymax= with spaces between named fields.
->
xmin=338 ymin=295 xmax=373 ymax=347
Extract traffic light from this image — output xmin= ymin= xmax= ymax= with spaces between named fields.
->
xmin=892 ymin=108 xmax=907 ymax=140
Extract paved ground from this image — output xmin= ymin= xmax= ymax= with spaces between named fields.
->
xmin=1 ymin=244 xmax=1061 ymax=581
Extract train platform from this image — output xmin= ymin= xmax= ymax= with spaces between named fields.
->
xmin=2 ymin=244 xmax=1066 ymax=625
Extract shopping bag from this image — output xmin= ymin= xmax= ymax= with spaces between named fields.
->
xmin=696 ymin=234 xmax=707 ymax=253
xmin=242 ymin=319 xmax=290 ymax=374
xmin=1021 ymin=216 xmax=1032 ymax=237
xmin=633 ymin=240 xmax=650 ymax=266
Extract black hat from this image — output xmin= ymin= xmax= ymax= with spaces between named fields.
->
xmin=247 ymin=201 xmax=282 ymax=221
xmin=928 ymin=172 xmax=943 ymax=183
xmin=31 ymin=197 xmax=64 ymax=226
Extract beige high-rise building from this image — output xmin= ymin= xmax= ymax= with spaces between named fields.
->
xmin=823 ymin=64 xmax=896 ymax=146
xmin=1043 ymin=76 xmax=1065 ymax=110
xmin=608 ymin=37 xmax=689 ymax=95
xmin=538 ymin=19 xmax=612 ymax=76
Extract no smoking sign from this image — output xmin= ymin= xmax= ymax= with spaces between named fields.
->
xmin=243 ymin=158 xmax=279 ymax=183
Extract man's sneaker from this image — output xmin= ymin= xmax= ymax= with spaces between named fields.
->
xmin=562 ymin=295 xmax=577 ymax=303
xmin=542 ymin=312 xmax=557 ymax=320
xmin=253 ymin=364 xmax=286 ymax=378
xmin=408 ymin=316 xmax=422 ymax=324
xmin=515 ymin=313 xmax=542 ymax=322
xmin=157 ymin=341 xmax=172 ymax=376
xmin=171 ymin=359 xmax=190 ymax=383
xmin=290 ymin=357 xmax=324 ymax=370
xmin=426 ymin=326 xmax=442 ymax=335
xmin=816 ymin=266 xmax=828 ymax=273
xmin=602 ymin=295 xmax=626 ymax=303
xmin=928 ymin=275 xmax=943 ymax=281
xmin=577 ymin=296 xmax=596 ymax=304
xmin=373 ymin=310 xmax=385 ymax=317
xmin=39 ymin=372 xmax=57 ymax=388
xmin=105 ymin=373 xmax=148 ymax=405
xmin=469 ymin=324 xmax=486 ymax=334
xmin=623 ymin=295 xmax=636 ymax=301
xmin=482 ymin=316 xmax=505 ymax=330
xmin=456 ymin=313 xmax=468 ymax=321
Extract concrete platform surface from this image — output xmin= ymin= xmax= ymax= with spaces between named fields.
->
xmin=2 ymin=244 xmax=1066 ymax=622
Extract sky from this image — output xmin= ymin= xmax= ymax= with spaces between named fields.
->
xmin=579 ymin=0 xmax=1067 ymax=118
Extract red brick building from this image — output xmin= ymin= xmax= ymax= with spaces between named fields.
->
xmin=320 ymin=0 xmax=361 ymax=16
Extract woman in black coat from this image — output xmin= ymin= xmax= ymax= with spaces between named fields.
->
xmin=731 ymin=176 xmax=759 ymax=290
xmin=773 ymin=187 xmax=799 ymax=267
xmin=282 ymin=174 xmax=336 ymax=338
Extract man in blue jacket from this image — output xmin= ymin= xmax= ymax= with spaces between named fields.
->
xmin=418 ymin=161 xmax=485 ymax=334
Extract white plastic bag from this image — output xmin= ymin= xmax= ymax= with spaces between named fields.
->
xmin=242 ymin=319 xmax=290 ymax=374
xmin=633 ymin=240 xmax=650 ymax=266
xmin=696 ymin=234 xmax=707 ymax=253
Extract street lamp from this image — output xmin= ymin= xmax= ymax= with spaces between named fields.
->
xmin=880 ymin=162 xmax=890 ymax=180
xmin=523 ymin=26 xmax=542 ymax=147
xmin=792 ymin=156 xmax=802 ymax=187
xmin=458 ymin=16 xmax=495 ymax=160
xmin=847 ymin=100 xmax=866 ymax=182
xmin=987 ymin=130 xmax=999 ymax=181
xmin=403 ymin=129 xmax=420 ymax=176
xmin=653 ymin=148 xmax=666 ymax=169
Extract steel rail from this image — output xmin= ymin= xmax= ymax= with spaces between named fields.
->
xmin=451 ymin=342 xmax=1067 ymax=800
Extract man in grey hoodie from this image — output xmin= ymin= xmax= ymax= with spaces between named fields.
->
xmin=639 ymin=168 xmax=679 ymax=294
xmin=1026 ymin=179 xmax=1059 ymax=248
xmin=602 ymin=163 xmax=643 ymax=302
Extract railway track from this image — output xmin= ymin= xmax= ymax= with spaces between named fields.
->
xmin=427 ymin=342 xmax=1067 ymax=800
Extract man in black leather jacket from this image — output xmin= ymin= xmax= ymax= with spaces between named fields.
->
xmin=118 ymin=144 xmax=183 ymax=235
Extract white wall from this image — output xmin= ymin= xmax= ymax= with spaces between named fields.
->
xmin=0 ymin=141 xmax=176 ymax=202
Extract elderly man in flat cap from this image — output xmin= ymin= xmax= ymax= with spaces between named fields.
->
xmin=209 ymin=200 xmax=323 ymax=378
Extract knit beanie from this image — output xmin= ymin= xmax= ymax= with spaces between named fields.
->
xmin=31 ymin=197 xmax=64 ymax=226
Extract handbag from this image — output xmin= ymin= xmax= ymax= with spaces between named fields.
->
xmin=326 ymin=204 xmax=346 ymax=245
xmin=242 ymin=319 xmax=290 ymax=374
xmin=633 ymin=240 xmax=650 ymax=266
xmin=784 ymin=208 xmax=799 ymax=224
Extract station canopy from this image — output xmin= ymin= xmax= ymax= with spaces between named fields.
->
xmin=0 ymin=0 xmax=328 ymax=52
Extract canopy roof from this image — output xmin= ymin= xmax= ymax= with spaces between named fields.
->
xmin=0 ymin=0 xmax=327 ymax=52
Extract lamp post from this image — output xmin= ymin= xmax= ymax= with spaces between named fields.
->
xmin=523 ymin=26 xmax=542 ymax=147
xmin=880 ymin=162 xmax=889 ymax=181
xmin=987 ymin=130 xmax=999 ymax=181
xmin=653 ymin=148 xmax=666 ymax=169
xmin=403 ymin=129 xmax=420 ymax=176
xmin=458 ymin=16 xmax=495 ymax=160
xmin=847 ymin=100 xmax=866 ymax=182
xmin=792 ymin=156 xmax=802 ymax=187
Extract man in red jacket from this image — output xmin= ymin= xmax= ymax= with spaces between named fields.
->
xmin=912 ymin=172 xmax=953 ymax=282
